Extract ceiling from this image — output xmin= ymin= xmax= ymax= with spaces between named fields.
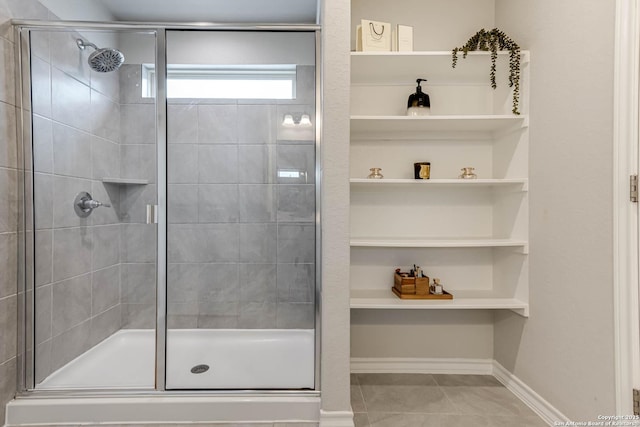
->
xmin=40 ymin=0 xmax=319 ymax=23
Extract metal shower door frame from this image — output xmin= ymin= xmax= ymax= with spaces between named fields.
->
xmin=13 ymin=20 xmax=322 ymax=396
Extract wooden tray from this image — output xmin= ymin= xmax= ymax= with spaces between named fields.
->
xmin=391 ymin=286 xmax=454 ymax=300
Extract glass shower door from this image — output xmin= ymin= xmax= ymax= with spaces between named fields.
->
xmin=27 ymin=28 xmax=159 ymax=390
xmin=165 ymin=30 xmax=317 ymax=389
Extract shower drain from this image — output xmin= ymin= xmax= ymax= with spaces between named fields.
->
xmin=190 ymin=364 xmax=210 ymax=374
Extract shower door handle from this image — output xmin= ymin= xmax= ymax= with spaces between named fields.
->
xmin=146 ymin=205 xmax=158 ymax=224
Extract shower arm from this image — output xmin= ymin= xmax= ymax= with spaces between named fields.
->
xmin=76 ymin=39 xmax=99 ymax=51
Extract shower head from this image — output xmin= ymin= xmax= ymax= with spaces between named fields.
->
xmin=76 ymin=38 xmax=125 ymax=73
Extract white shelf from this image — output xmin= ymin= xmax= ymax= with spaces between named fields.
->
xmin=350 ymin=115 xmax=527 ymax=135
xmin=350 ymin=237 xmax=528 ymax=249
xmin=102 ymin=178 xmax=149 ymax=185
xmin=350 ymin=178 xmax=527 ymax=188
xmin=351 ymin=50 xmax=530 ymax=85
xmin=350 ymin=288 xmax=529 ymax=317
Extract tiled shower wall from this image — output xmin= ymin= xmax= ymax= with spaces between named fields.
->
xmin=160 ymin=64 xmax=317 ymax=330
xmin=30 ymin=30 xmax=125 ymax=383
xmin=0 ymin=0 xmax=57 ymax=420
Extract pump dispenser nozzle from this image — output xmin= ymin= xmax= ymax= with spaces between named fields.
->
xmin=407 ymin=78 xmax=431 ymax=116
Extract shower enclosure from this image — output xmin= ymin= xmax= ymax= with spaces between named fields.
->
xmin=15 ymin=22 xmax=319 ymax=396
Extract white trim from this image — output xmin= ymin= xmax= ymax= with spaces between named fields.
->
xmin=493 ymin=361 xmax=569 ymax=426
xmin=614 ymin=0 xmax=640 ymax=415
xmin=350 ymin=357 xmax=493 ymax=374
xmin=319 ymin=410 xmax=355 ymax=427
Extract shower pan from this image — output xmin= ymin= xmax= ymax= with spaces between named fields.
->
xmin=9 ymin=20 xmax=320 ymax=425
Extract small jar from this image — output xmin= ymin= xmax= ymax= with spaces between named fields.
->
xmin=458 ymin=167 xmax=477 ymax=179
xmin=367 ymin=168 xmax=384 ymax=179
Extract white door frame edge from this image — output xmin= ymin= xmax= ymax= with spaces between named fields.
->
xmin=614 ymin=0 xmax=640 ymax=415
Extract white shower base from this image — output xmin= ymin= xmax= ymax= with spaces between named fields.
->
xmin=6 ymin=329 xmax=319 ymax=426
xmin=39 ymin=329 xmax=315 ymax=390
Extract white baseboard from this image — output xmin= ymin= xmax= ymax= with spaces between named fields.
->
xmin=350 ymin=357 xmax=570 ymax=426
xmin=350 ymin=357 xmax=494 ymax=374
xmin=493 ymin=361 xmax=569 ymax=426
xmin=319 ymin=410 xmax=355 ymax=427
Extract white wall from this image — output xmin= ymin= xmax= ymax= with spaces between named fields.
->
xmin=351 ymin=0 xmax=495 ymax=51
xmin=320 ymin=0 xmax=352 ymax=417
xmin=494 ymin=0 xmax=617 ymax=420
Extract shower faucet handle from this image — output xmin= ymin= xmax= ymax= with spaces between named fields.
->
xmin=74 ymin=191 xmax=111 ymax=218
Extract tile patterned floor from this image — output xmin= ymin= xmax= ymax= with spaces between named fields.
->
xmin=351 ymin=373 xmax=548 ymax=427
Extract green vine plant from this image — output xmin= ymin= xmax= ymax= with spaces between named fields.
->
xmin=452 ymin=28 xmax=521 ymax=115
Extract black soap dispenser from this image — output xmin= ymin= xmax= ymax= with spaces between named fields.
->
xmin=407 ymin=78 xmax=431 ymax=116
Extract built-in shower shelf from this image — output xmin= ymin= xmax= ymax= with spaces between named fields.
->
xmin=102 ymin=178 xmax=149 ymax=185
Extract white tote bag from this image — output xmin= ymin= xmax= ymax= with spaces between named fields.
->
xmin=360 ymin=19 xmax=391 ymax=51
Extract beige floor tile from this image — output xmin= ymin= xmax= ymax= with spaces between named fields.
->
xmin=356 ymin=373 xmax=436 ymax=386
xmin=351 ymin=383 xmax=367 ymax=412
xmin=441 ymin=385 xmax=537 ymax=417
xmin=433 ymin=374 xmax=502 ymax=387
xmin=353 ymin=412 xmax=370 ymax=427
xmin=441 ymin=414 xmax=548 ymax=427
xmin=361 ymin=384 xmax=455 ymax=413
xmin=366 ymin=412 xmax=442 ymax=427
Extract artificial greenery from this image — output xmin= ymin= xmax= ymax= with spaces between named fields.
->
xmin=452 ymin=28 xmax=521 ymax=115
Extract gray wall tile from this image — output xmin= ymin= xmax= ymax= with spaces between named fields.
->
xmin=168 ymin=223 xmax=239 ymax=263
xmin=0 ymin=232 xmax=17 ymax=298
xmin=239 ymin=185 xmax=276 ymax=222
xmin=120 ymin=223 xmax=156 ymax=263
xmin=237 ymin=105 xmax=276 ymax=144
xmin=168 ymin=104 xmax=198 ymax=143
xmin=90 ymin=89 xmax=120 ymax=142
xmin=34 ymin=172 xmax=53 ymax=229
xmin=121 ymin=263 xmax=156 ymax=304
xmin=277 ymin=185 xmax=315 ymax=222
xmin=0 ymin=37 xmax=15 ymax=106
xmin=92 ymin=224 xmax=120 ymax=269
xmin=35 ymin=285 xmax=51 ymax=345
xmin=277 ymin=264 xmax=314 ymax=303
xmin=168 ymin=185 xmax=198 ymax=223
xmin=240 ymin=223 xmax=276 ymax=263
xmin=51 ymin=273 xmax=91 ymax=336
xmin=119 ymin=64 xmax=153 ymax=105
xmin=52 ymin=122 xmax=92 ymax=179
xmin=238 ymin=145 xmax=275 ymax=184
xmin=198 ymin=263 xmax=239 ymax=302
xmin=277 ymin=224 xmax=315 ymax=264
xmin=198 ymin=145 xmax=238 ymax=183
xmin=197 ymin=302 xmax=238 ymax=328
xmin=276 ymin=302 xmax=314 ymax=329
xmin=197 ymin=105 xmax=237 ymax=143
xmin=52 ymin=227 xmax=92 ymax=281
xmin=0 ymin=168 xmax=18 ymax=233
xmin=92 ymin=265 xmax=120 ymax=314
xmin=51 ymin=68 xmax=91 ymax=133
xmin=51 ymin=320 xmax=91 ymax=372
xmin=91 ymin=69 xmax=120 ymax=104
xmin=239 ymin=302 xmax=277 ymax=328
xmin=90 ymin=305 xmax=121 ymax=347
xmin=0 ymin=101 xmax=17 ymax=169
xmin=120 ymin=144 xmax=155 ymax=182
xmin=120 ymin=104 xmax=155 ymax=144
xmin=121 ymin=303 xmax=155 ymax=329
xmin=31 ymin=56 xmax=51 ymax=118
xmin=33 ymin=115 xmax=53 ymax=173
xmin=168 ymin=144 xmax=198 ymax=184
xmin=0 ymin=295 xmax=17 ymax=362
xmin=35 ymin=340 xmax=52 ymax=384
xmin=168 ymin=263 xmax=200 ymax=303
xmin=35 ymin=229 xmax=52 ymax=287
xmin=167 ymin=302 xmax=198 ymax=329
xmin=92 ymin=136 xmax=120 ymax=179
xmin=198 ymin=184 xmax=239 ymax=223
xmin=239 ymin=263 xmax=276 ymax=303
xmin=50 ymin=31 xmax=90 ymax=85
xmin=276 ymin=145 xmax=315 ymax=184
